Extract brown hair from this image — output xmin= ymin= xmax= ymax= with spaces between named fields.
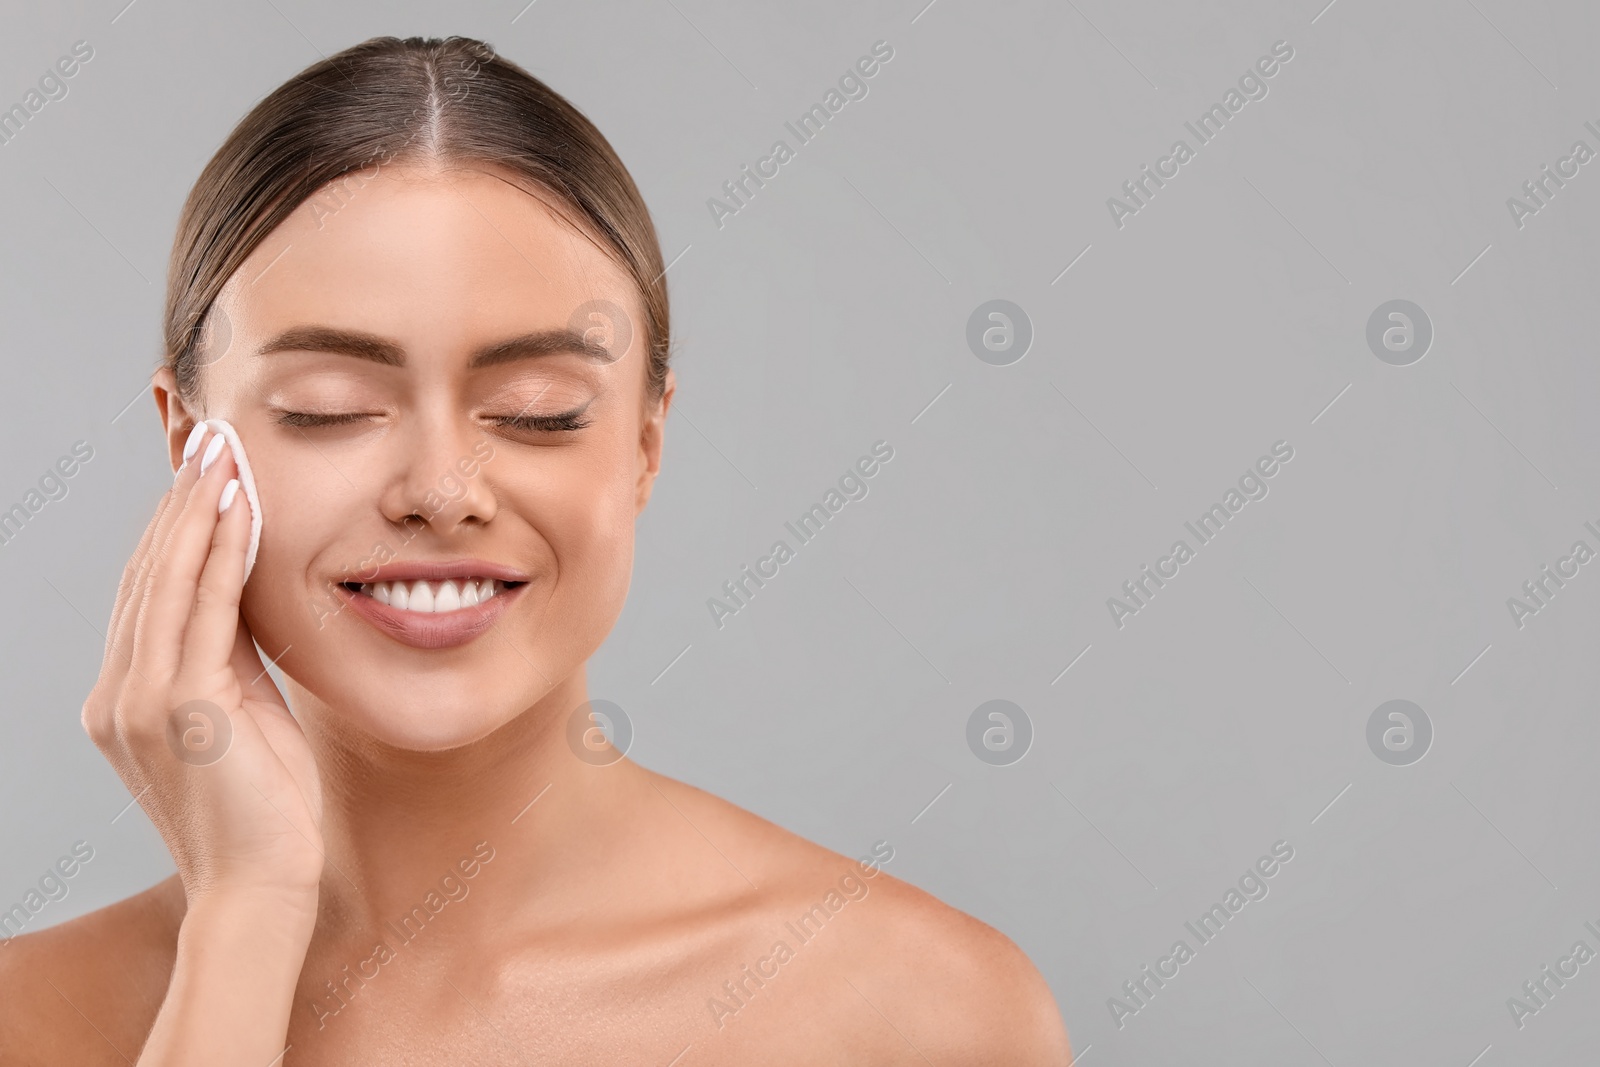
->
xmin=163 ymin=35 xmax=670 ymax=403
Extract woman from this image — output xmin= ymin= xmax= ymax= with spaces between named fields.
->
xmin=1 ymin=36 xmax=1070 ymax=1064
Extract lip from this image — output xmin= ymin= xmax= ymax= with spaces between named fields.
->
xmin=334 ymin=561 xmax=528 ymax=650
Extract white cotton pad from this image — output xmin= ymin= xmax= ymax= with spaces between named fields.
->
xmin=204 ymin=419 xmax=263 ymax=582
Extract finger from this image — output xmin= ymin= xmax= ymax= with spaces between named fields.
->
xmin=134 ymin=431 xmax=239 ymax=672
xmin=111 ymin=423 xmax=214 ymax=644
xmin=130 ymin=432 xmax=240 ymax=681
xmin=105 ymin=491 xmax=175 ymax=672
xmin=105 ymin=451 xmax=204 ymax=678
xmin=119 ymin=434 xmax=215 ymax=682
xmin=178 ymin=477 xmax=252 ymax=678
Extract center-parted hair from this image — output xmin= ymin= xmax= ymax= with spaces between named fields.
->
xmin=163 ymin=35 xmax=670 ymax=403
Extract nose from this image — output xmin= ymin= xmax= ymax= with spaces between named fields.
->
xmin=378 ymin=412 xmax=497 ymax=534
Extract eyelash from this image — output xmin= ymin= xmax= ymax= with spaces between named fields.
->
xmin=273 ymin=410 xmax=371 ymax=428
xmin=490 ymin=409 xmax=593 ymax=433
xmin=272 ymin=408 xmax=593 ymax=432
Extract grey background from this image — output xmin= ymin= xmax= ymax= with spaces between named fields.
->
xmin=2 ymin=0 xmax=1597 ymax=1062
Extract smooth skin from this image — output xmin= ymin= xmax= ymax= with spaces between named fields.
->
xmin=0 ymin=163 xmax=1072 ymax=1065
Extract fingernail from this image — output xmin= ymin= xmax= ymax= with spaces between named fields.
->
xmin=179 ymin=424 xmax=208 ymax=469
xmin=219 ymin=479 xmax=241 ymax=514
xmin=198 ymin=433 xmax=228 ymax=475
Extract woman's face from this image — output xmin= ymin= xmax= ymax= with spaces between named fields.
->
xmin=165 ymin=163 xmax=671 ymax=752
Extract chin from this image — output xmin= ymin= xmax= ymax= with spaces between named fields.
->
xmin=333 ymin=686 xmax=527 ymax=753
xmin=298 ymin=660 xmax=550 ymax=752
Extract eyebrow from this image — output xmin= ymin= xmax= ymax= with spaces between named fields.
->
xmin=256 ymin=325 xmax=616 ymax=368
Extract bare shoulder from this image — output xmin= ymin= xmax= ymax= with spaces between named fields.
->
xmin=0 ymin=879 xmax=182 ymax=1066
xmin=643 ymin=770 xmax=1072 ymax=1064
xmin=833 ymin=869 xmax=1072 ymax=1065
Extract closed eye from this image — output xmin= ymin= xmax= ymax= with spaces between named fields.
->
xmin=270 ymin=408 xmax=593 ymax=432
xmin=490 ymin=408 xmax=592 ymax=433
xmin=273 ymin=410 xmax=376 ymax=428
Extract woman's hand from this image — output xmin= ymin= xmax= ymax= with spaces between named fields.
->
xmin=82 ymin=422 xmax=324 ymax=910
xmin=82 ymin=422 xmax=324 ymax=1063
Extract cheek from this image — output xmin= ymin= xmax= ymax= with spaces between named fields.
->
xmin=238 ymin=454 xmax=361 ymax=631
xmin=533 ymin=454 xmax=638 ymax=593
xmin=261 ymin=457 xmax=351 ymax=564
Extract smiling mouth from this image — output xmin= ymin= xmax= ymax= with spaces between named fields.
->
xmin=340 ymin=578 xmax=525 ymax=613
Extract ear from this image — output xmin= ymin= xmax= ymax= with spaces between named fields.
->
xmin=152 ymin=366 xmax=201 ymax=475
xmin=635 ymin=366 xmax=674 ymax=516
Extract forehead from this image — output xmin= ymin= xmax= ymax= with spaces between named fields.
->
xmin=215 ymin=163 xmax=639 ymax=351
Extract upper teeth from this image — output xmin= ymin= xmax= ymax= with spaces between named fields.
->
xmin=359 ymin=579 xmax=504 ymax=612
